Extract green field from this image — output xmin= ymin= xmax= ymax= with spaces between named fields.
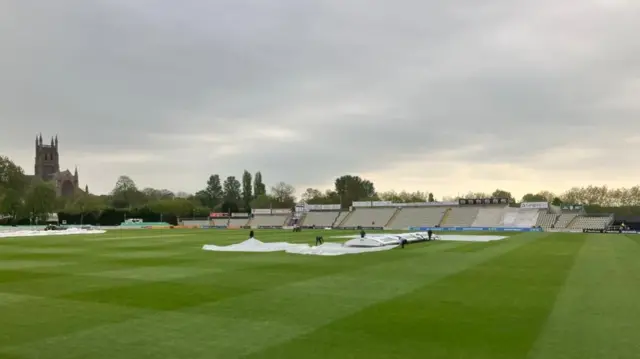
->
xmin=1 ymin=229 xmax=639 ymax=358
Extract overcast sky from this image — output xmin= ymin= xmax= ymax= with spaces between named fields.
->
xmin=1 ymin=0 xmax=639 ymax=199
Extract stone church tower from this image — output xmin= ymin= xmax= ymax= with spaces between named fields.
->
xmin=34 ymin=134 xmax=60 ymax=181
xmin=33 ymin=134 xmax=80 ymax=197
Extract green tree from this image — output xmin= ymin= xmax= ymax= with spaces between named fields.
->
xmin=63 ymin=192 xmax=106 ymax=224
xmin=0 ymin=155 xmax=26 ymax=190
xmin=193 ymin=190 xmax=210 ymax=208
xmin=402 ymin=191 xmax=427 ymax=202
xmin=334 ymin=175 xmax=376 ymax=208
xmin=428 ymin=193 xmax=435 ymax=202
xmin=174 ymin=191 xmax=191 ymax=199
xmin=24 ymin=180 xmax=57 ymax=221
xmin=301 ymin=188 xmax=323 ymax=203
xmin=203 ymin=174 xmax=223 ymax=208
xmin=491 ymin=189 xmax=512 ymax=200
xmin=1 ymin=188 xmax=24 ymax=221
xmin=269 ymin=182 xmax=296 ymax=208
xmin=553 ymin=185 xmax=640 ymax=206
xmin=380 ymin=190 xmax=428 ymax=203
xmin=250 ymin=194 xmax=274 ymax=209
xmin=148 ymin=198 xmax=195 ymax=218
xmin=221 ymin=201 xmax=240 ymax=214
xmin=537 ymin=191 xmax=557 ymax=203
xmin=300 ymin=188 xmax=341 ymax=204
xmin=560 ymin=187 xmax=582 ymax=205
xmin=379 ymin=191 xmax=400 ymax=202
xmin=521 ymin=193 xmax=547 ymax=202
xmin=110 ymin=175 xmax=144 ymax=208
xmin=0 ymin=156 xmax=27 ymax=220
xmin=142 ymin=188 xmax=174 ymax=201
xmin=627 ymin=186 xmax=640 ymax=206
xmin=242 ymin=170 xmax=253 ymax=209
xmin=253 ymin=171 xmax=266 ymax=197
xmin=323 ymin=190 xmax=341 ymax=204
xmin=271 ymin=181 xmax=295 ymax=201
xmin=223 ymin=176 xmax=242 ymax=204
xmin=65 ymin=192 xmax=105 ymax=213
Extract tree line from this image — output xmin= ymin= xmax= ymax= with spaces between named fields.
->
xmin=3 ymin=154 xmax=640 ymax=224
xmin=0 ymin=156 xmax=59 ymax=222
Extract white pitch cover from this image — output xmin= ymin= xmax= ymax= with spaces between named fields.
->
xmin=202 ymin=237 xmax=398 ymax=256
xmin=202 ymin=233 xmax=506 ymax=256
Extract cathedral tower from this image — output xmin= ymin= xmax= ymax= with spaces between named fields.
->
xmin=31 ymin=134 xmax=81 ymax=197
xmin=34 ymin=134 xmax=60 ymax=181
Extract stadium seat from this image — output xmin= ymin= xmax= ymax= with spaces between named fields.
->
xmin=441 ymin=207 xmax=479 ymax=227
xmin=250 ymin=214 xmax=288 ymax=227
xmin=333 ymin=211 xmax=350 ymax=227
xmin=554 ymin=214 xmax=577 ymax=228
xmin=535 ymin=213 xmax=558 ymax=228
xmin=568 ymin=216 xmax=612 ymax=230
xmin=339 ymin=208 xmax=396 ymax=228
xmin=472 ymin=207 xmax=507 ymax=227
xmin=500 ymin=208 xmax=540 ymax=227
xmin=387 ymin=207 xmax=447 ymax=229
xmin=181 ymin=220 xmax=211 ymax=227
xmin=302 ymin=211 xmax=343 ymax=227
xmin=228 ymin=218 xmax=249 ymax=227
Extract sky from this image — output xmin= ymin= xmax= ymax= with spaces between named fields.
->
xmin=1 ymin=0 xmax=639 ymax=200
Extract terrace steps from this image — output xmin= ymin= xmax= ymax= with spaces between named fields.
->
xmin=298 ymin=213 xmax=308 ymax=226
xmin=331 ymin=211 xmax=342 ymax=227
xmin=337 ymin=211 xmax=353 ymax=227
xmin=284 ymin=214 xmax=294 ymax=226
xmin=438 ymin=208 xmax=451 ymax=226
xmin=565 ymin=215 xmax=579 ymax=228
xmin=384 ymin=208 xmax=402 ymax=228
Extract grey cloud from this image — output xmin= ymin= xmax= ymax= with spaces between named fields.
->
xmin=1 ymin=0 xmax=639 ymax=194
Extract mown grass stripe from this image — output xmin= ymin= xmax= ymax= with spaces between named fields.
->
xmin=444 ymin=240 xmax=507 ymax=252
xmin=243 ymin=235 xmax=584 ymax=359
xmin=0 ymin=296 xmax=153 ymax=347
xmin=528 ymin=234 xmax=640 ymax=359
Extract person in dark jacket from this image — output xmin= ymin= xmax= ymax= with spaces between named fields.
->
xmin=249 ymin=230 xmax=254 ymax=239
xmin=315 ymin=235 xmax=324 ymax=246
xmin=360 ymin=229 xmax=366 ymax=238
xmin=427 ymin=229 xmax=433 ymax=240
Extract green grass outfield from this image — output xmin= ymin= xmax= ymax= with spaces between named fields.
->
xmin=1 ymin=229 xmax=639 ymax=358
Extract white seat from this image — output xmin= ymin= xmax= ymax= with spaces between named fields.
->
xmin=388 ymin=207 xmax=447 ymax=229
xmin=303 ymin=211 xmax=342 ymax=227
xmin=442 ymin=207 xmax=479 ymax=226
xmin=340 ymin=208 xmax=396 ymax=227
